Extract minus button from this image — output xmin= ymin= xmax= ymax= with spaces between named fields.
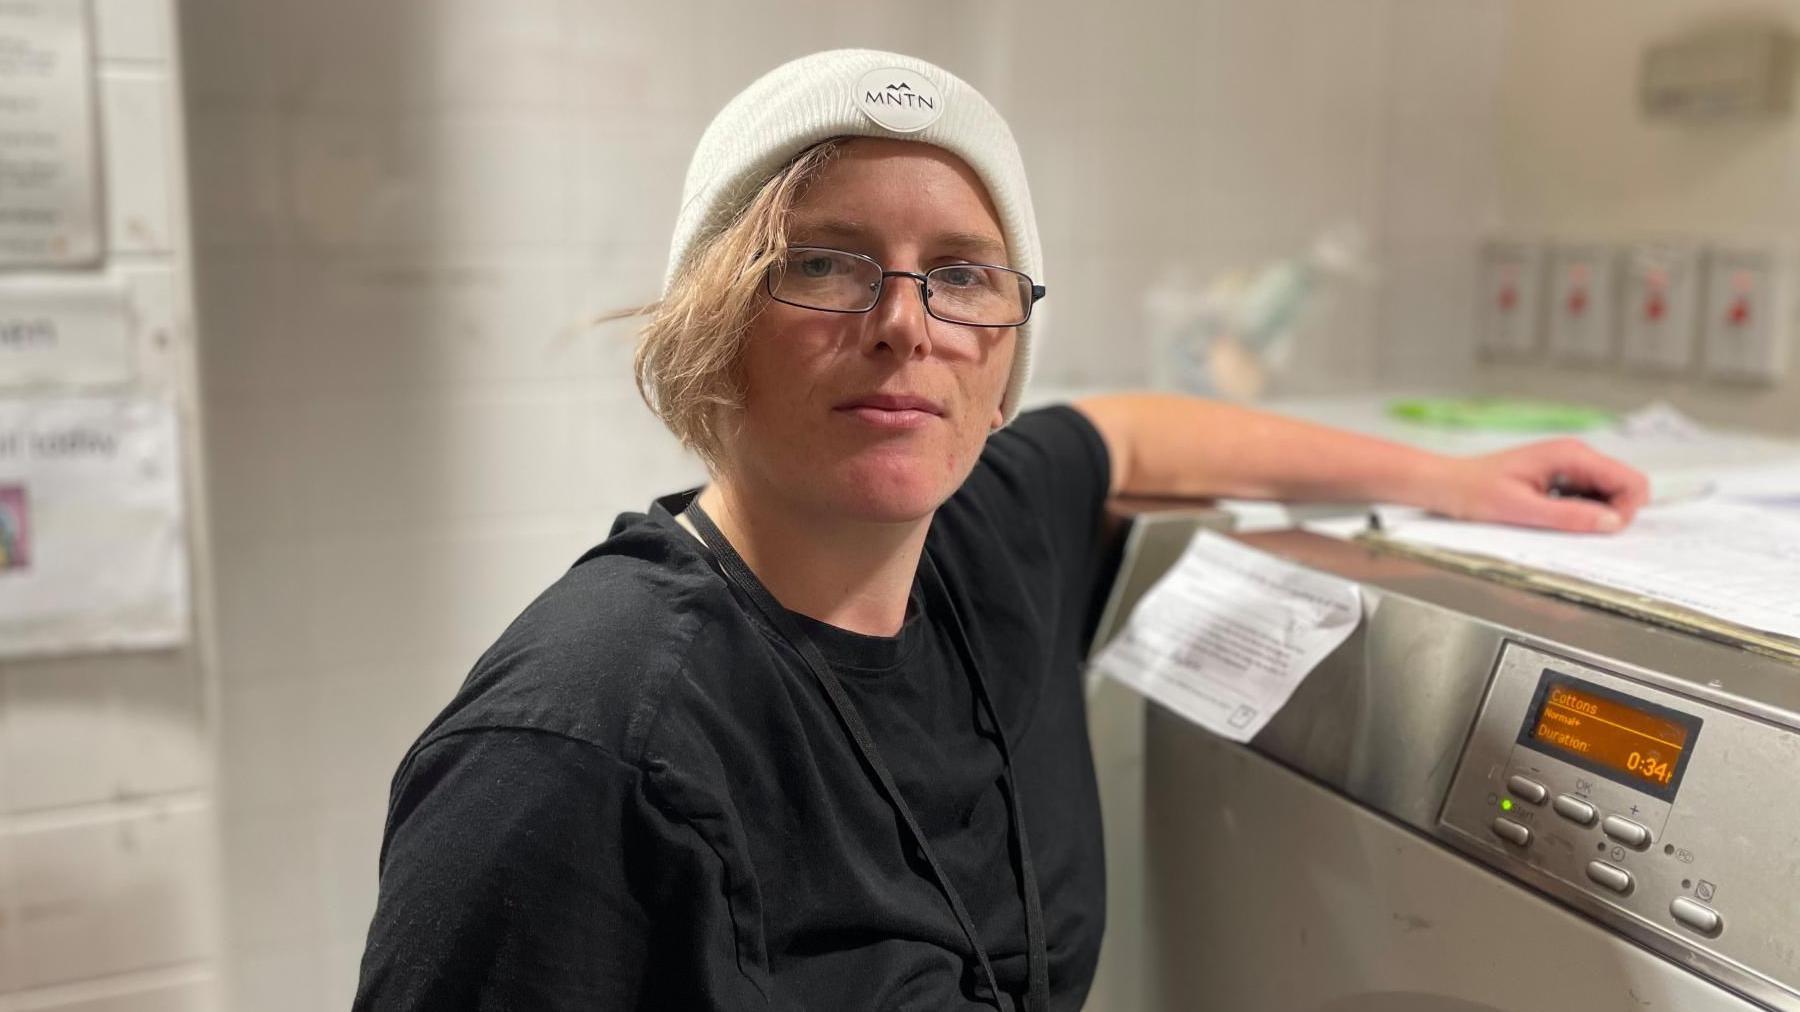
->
xmin=1507 ymin=775 xmax=1548 ymax=805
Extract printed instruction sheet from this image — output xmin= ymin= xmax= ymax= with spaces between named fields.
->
xmin=1092 ymin=531 xmax=1361 ymax=742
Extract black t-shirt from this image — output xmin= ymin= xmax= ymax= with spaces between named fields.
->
xmin=353 ymin=405 xmax=1115 ymax=1011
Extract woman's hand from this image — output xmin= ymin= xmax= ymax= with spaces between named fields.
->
xmin=1435 ymin=438 xmax=1651 ymax=533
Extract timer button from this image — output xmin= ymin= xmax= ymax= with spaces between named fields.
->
xmin=1603 ymin=815 xmax=1651 ymax=848
xmin=1553 ymin=794 xmax=1596 ymax=825
xmin=1671 ymin=896 xmax=1722 ymax=936
xmin=1491 ymin=817 xmax=1532 ymax=847
xmin=1586 ymin=861 xmax=1633 ymax=894
xmin=1506 ymin=775 xmax=1548 ymax=804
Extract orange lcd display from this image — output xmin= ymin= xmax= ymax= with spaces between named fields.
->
xmin=1520 ymin=673 xmax=1703 ymax=800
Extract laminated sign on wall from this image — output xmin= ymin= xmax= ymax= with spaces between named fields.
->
xmin=0 ymin=396 xmax=189 ymax=657
xmin=0 ymin=275 xmax=132 ymax=388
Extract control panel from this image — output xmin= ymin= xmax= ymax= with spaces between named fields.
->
xmin=1441 ymin=641 xmax=1800 ymax=1006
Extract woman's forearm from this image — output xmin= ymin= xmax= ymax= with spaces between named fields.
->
xmin=1073 ymin=392 xmax=1446 ymax=508
xmin=1072 ymin=392 xmax=1650 ymax=533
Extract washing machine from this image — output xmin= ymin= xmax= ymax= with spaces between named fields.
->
xmin=1104 ymin=524 xmax=1800 ymax=1011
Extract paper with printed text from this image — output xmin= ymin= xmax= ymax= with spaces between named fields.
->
xmin=1093 ymin=531 xmax=1361 ymax=742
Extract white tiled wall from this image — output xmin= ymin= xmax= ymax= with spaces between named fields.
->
xmin=175 ymin=2 xmax=1505 ymax=1010
xmin=9 ymin=801 xmax=212 ymax=991
xmin=0 ymin=3 xmax=218 ymax=1009
xmin=1371 ymin=1 xmax=1506 ymax=387
xmin=184 ymin=0 xmax=708 ymax=1004
xmin=99 ymin=75 xmax=176 ymax=255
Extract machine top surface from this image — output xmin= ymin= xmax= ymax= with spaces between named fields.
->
xmin=1238 ymin=528 xmax=1800 ymax=729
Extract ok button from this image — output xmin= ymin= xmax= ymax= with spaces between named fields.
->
xmin=1553 ymin=794 xmax=1596 ymax=826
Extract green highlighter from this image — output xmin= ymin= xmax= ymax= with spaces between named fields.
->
xmin=1387 ymin=398 xmax=1614 ymax=432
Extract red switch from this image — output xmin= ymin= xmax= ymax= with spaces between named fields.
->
xmin=1499 ymin=285 xmax=1517 ymax=311
xmin=1728 ymin=297 xmax=1751 ymax=326
xmin=1646 ymin=293 xmax=1666 ymax=321
xmin=1567 ymin=288 xmax=1588 ymax=316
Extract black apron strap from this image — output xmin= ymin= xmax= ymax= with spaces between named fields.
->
xmin=684 ymin=503 xmax=1048 ymax=1012
xmin=920 ymin=547 xmax=1052 ymax=1009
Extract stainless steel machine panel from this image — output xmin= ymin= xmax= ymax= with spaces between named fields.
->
xmin=1123 ymin=530 xmax=1800 ymax=1011
xmin=1441 ymin=641 xmax=1800 ymax=1008
xmin=1147 ymin=708 xmax=1769 ymax=1012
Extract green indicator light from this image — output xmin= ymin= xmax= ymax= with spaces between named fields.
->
xmin=1501 ymin=798 xmax=1514 ymax=811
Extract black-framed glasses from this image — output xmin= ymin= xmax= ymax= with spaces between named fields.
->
xmin=765 ymin=246 xmax=1046 ymax=328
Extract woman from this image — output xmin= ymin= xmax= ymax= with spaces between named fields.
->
xmin=354 ymin=50 xmax=1646 ymax=1011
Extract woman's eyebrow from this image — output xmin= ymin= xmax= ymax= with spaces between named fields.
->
xmin=787 ymin=222 xmax=1009 ymax=262
xmin=934 ymin=231 xmax=1008 ymax=262
xmin=789 ymin=220 xmax=871 ymax=246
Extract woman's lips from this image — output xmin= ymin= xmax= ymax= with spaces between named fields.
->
xmin=835 ymin=405 xmax=938 ymax=429
xmin=833 ymin=395 xmax=943 ymax=430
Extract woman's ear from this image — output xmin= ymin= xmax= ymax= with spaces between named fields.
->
xmin=990 ymin=407 xmax=1004 ymax=431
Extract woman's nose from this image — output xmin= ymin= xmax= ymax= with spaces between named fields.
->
xmin=861 ymin=274 xmax=934 ymax=360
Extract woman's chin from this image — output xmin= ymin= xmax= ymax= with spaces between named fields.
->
xmin=822 ymin=460 xmax=959 ymax=524
xmin=830 ymin=485 xmax=944 ymax=525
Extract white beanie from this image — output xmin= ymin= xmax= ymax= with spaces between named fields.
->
xmin=665 ymin=48 xmax=1043 ymax=422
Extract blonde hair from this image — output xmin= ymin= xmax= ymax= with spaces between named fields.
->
xmin=628 ymin=141 xmax=841 ymax=469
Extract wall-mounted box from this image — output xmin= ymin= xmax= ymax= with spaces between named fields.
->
xmin=1546 ymin=244 xmax=1619 ymax=364
xmin=1620 ymin=242 xmax=1702 ymax=372
xmin=1641 ymin=22 xmax=1794 ymax=121
xmin=1477 ymin=240 xmax=1543 ymax=357
xmin=1700 ymin=244 xmax=1792 ymax=382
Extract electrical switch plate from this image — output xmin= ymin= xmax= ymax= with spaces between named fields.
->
xmin=1477 ymin=240 xmax=1543 ymax=357
xmin=1546 ymin=244 xmax=1620 ymax=363
xmin=1620 ymin=242 xmax=1701 ymax=372
xmin=1700 ymin=244 xmax=1791 ymax=382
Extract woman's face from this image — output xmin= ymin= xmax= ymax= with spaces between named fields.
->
xmin=719 ymin=138 xmax=1018 ymax=526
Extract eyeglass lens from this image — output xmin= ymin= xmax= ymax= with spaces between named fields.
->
xmin=771 ymin=248 xmax=1031 ymax=326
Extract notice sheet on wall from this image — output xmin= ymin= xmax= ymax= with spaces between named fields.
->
xmin=0 ymin=396 xmax=189 ymax=657
xmin=0 ymin=0 xmax=102 ymax=266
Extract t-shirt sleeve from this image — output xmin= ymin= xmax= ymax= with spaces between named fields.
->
xmin=958 ymin=403 xmax=1113 ymax=571
xmin=352 ymin=728 xmax=745 ymax=1011
xmin=936 ymin=404 xmax=1115 ymax=656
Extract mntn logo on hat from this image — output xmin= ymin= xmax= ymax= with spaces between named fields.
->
xmin=854 ymin=67 xmax=944 ymax=134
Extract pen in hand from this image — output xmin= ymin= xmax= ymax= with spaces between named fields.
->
xmin=1547 ymin=473 xmax=1615 ymax=505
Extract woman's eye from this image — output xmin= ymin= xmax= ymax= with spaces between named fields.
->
xmin=798 ymin=256 xmax=836 ymax=277
xmin=937 ymin=267 xmax=981 ymax=287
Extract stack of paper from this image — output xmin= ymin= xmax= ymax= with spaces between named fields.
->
xmin=1372 ymin=497 xmax=1800 ymax=645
